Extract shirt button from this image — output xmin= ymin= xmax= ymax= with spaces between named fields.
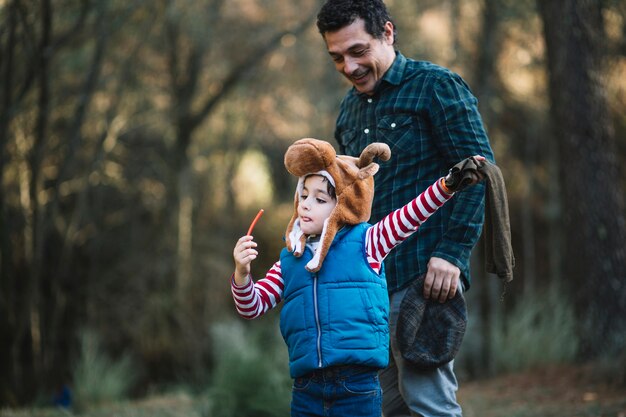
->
xmin=367 ymin=98 xmax=373 ymax=103
xmin=364 ymin=128 xmax=370 ymax=134
xmin=391 ymin=123 xmax=397 ymax=128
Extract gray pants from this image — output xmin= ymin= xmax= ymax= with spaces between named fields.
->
xmin=380 ymin=287 xmax=463 ymax=417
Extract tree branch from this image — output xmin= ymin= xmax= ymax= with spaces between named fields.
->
xmin=189 ymin=11 xmax=317 ymax=129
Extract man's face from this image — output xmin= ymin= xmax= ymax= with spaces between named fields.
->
xmin=324 ymin=18 xmax=396 ymax=96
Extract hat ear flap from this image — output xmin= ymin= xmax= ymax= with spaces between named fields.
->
xmin=357 ymin=162 xmax=380 ymax=179
xmin=305 ymin=211 xmax=340 ymax=272
xmin=285 ymin=190 xmax=305 ymax=257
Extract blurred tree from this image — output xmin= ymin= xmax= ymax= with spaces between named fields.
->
xmin=0 ymin=2 xmax=19 ymax=405
xmin=0 ymin=0 xmax=91 ymax=403
xmin=1 ymin=0 xmax=326 ymax=404
xmin=538 ymin=0 xmax=626 ymax=362
xmin=156 ymin=0 xmax=317 ymax=302
xmin=0 ymin=0 xmax=180 ymax=403
xmin=473 ymin=0 xmax=504 ymax=378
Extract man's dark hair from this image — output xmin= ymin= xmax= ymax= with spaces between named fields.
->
xmin=317 ymin=0 xmax=397 ymax=43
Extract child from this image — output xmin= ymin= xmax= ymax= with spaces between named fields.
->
xmin=231 ymin=138 xmax=484 ymax=417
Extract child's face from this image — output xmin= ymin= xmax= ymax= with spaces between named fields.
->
xmin=298 ymin=175 xmax=337 ymax=236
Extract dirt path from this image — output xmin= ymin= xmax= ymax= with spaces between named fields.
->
xmin=458 ymin=365 xmax=626 ymax=417
xmin=1 ymin=365 xmax=625 ymax=417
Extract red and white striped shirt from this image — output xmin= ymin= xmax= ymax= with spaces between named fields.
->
xmin=232 ymin=178 xmax=452 ymax=319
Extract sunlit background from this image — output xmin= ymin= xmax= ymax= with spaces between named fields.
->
xmin=1 ymin=0 xmax=625 ymax=415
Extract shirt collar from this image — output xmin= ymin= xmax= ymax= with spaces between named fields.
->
xmin=381 ymin=51 xmax=406 ymax=87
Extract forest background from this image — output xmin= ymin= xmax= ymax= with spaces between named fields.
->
xmin=1 ymin=0 xmax=625 ymax=415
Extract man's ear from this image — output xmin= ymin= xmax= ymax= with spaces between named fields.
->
xmin=384 ymin=21 xmax=394 ymax=44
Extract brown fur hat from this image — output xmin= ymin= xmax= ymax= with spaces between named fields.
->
xmin=284 ymin=138 xmax=391 ymax=272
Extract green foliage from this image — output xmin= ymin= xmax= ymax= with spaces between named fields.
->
xmin=72 ymin=330 xmax=137 ymax=411
xmin=492 ymin=284 xmax=579 ymax=373
xmin=201 ymin=319 xmax=292 ymax=417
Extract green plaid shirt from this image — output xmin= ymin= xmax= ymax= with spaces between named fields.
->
xmin=335 ymin=52 xmax=494 ymax=293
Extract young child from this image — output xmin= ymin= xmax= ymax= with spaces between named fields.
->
xmin=231 ymin=138 xmax=484 ymax=417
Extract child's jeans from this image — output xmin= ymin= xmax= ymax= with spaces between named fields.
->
xmin=291 ymin=364 xmax=382 ymax=417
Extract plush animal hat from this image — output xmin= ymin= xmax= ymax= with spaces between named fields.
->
xmin=284 ymin=138 xmax=391 ymax=272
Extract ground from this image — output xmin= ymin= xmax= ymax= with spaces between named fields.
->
xmin=1 ymin=365 xmax=625 ymax=416
xmin=459 ymin=365 xmax=626 ymax=417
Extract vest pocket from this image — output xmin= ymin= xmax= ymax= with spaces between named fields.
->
xmin=326 ymin=286 xmax=381 ymax=350
xmin=280 ymin=291 xmax=314 ymax=362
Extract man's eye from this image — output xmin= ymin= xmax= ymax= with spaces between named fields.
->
xmin=353 ymin=49 xmax=366 ymax=56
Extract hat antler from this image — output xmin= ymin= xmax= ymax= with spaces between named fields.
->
xmin=357 ymin=143 xmax=391 ymax=179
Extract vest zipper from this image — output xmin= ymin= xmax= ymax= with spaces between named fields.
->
xmin=313 ymin=273 xmax=322 ymax=368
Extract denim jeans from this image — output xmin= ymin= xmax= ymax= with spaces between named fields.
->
xmin=380 ymin=286 xmax=463 ymax=417
xmin=291 ymin=364 xmax=382 ymax=417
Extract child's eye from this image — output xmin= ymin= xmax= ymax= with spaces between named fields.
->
xmin=300 ymin=194 xmax=308 ymax=200
xmin=316 ymin=198 xmax=327 ymax=204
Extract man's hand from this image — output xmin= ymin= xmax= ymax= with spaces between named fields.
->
xmin=424 ymin=256 xmax=461 ymax=303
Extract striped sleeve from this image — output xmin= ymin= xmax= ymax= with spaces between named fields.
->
xmin=365 ymin=179 xmax=453 ymax=269
xmin=231 ymin=261 xmax=284 ymax=319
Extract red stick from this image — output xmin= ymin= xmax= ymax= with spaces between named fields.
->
xmin=246 ymin=209 xmax=264 ymax=236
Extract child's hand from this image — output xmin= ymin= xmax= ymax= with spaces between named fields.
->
xmin=443 ymin=155 xmax=486 ymax=192
xmin=233 ymin=235 xmax=258 ymax=286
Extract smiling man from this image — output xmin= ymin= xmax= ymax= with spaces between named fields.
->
xmin=316 ymin=1 xmax=495 ymax=416
xmin=325 ymin=17 xmax=396 ymax=96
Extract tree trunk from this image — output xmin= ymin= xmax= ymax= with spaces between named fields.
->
xmin=16 ymin=0 xmax=54 ymax=403
xmin=0 ymin=0 xmax=17 ymax=404
xmin=448 ymin=0 xmax=462 ymax=68
xmin=473 ymin=0 xmax=500 ymax=102
xmin=472 ymin=0 xmax=503 ymax=378
xmin=538 ymin=0 xmax=626 ymax=360
xmin=521 ymin=117 xmax=537 ymax=297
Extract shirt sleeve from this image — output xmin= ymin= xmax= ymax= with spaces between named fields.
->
xmin=231 ymin=261 xmax=284 ymax=319
xmin=429 ymin=74 xmax=495 ymax=274
xmin=365 ymin=179 xmax=453 ymax=270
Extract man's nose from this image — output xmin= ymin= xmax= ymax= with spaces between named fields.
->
xmin=343 ymin=57 xmax=359 ymax=75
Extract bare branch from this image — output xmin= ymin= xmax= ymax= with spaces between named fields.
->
xmin=189 ymin=11 xmax=317 ymax=129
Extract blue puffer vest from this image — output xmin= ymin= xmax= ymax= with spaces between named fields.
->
xmin=279 ymin=223 xmax=389 ymax=378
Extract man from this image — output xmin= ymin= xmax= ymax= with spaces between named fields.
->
xmin=316 ymin=1 xmax=495 ymax=416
